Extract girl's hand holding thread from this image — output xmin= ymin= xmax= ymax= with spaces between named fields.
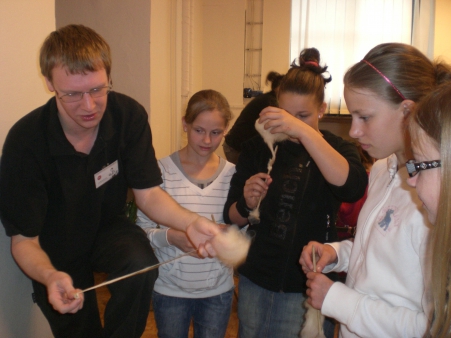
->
xmin=167 ymin=228 xmax=198 ymax=257
xmin=259 ymin=106 xmax=309 ymax=142
xmin=243 ymin=173 xmax=272 ymax=209
xmin=300 ymin=241 xmax=337 ymax=274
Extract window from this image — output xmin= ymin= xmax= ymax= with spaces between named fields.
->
xmin=290 ymin=0 xmax=434 ymax=114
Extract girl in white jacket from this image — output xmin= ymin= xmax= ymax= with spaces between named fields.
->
xmin=136 ymin=89 xmax=235 ymax=338
xmin=299 ymin=43 xmax=451 ymax=337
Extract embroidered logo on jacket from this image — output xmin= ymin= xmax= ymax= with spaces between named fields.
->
xmin=376 ymin=206 xmax=399 ymax=234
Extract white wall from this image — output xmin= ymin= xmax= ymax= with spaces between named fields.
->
xmin=55 ymin=0 xmax=151 ymax=114
xmin=148 ymin=0 xmax=291 ymax=159
xmin=201 ymin=0 xmax=291 ymax=102
xmin=200 ymin=0 xmax=291 ymax=158
xmin=0 ymin=1 xmax=55 ymax=152
xmin=201 ymin=0 xmax=246 ymax=158
xmin=202 ymin=0 xmax=246 ymax=108
xmin=261 ymin=0 xmax=291 ymax=88
xmin=150 ymin=0 xmax=181 ymax=159
xmin=0 ymin=2 xmax=54 ymax=336
xmin=434 ymin=0 xmax=451 ymax=62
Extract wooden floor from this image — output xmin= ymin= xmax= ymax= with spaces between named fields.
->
xmin=95 ymin=273 xmax=239 ymax=338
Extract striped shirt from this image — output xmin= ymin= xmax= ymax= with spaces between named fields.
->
xmin=136 ymin=153 xmax=235 ymax=298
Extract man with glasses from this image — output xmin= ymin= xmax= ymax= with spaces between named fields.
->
xmin=0 ymin=24 xmax=220 ymax=338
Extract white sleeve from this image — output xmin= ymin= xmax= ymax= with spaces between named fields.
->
xmin=134 ymin=159 xmax=172 ymax=249
xmin=322 ymin=240 xmax=353 ymax=273
xmin=322 ymin=282 xmax=428 ymax=337
xmin=135 ymin=209 xmax=170 ymax=248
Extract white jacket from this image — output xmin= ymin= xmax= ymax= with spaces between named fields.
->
xmin=136 ymin=155 xmax=235 ymax=298
xmin=322 ymin=155 xmax=431 ymax=338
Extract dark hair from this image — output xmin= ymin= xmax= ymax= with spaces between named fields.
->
xmin=344 ymin=43 xmax=451 ymax=105
xmin=184 ymin=89 xmax=232 ymax=125
xmin=40 ymin=24 xmax=112 ymax=81
xmin=266 ymin=71 xmax=284 ymax=91
xmin=278 ymin=48 xmax=332 ymax=106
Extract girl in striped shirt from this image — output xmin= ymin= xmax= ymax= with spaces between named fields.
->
xmin=137 ymin=89 xmax=235 ymax=338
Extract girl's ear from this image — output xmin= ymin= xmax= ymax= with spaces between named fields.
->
xmin=402 ymin=100 xmax=415 ymax=117
xmin=318 ymin=102 xmax=327 ymax=118
xmin=401 ymin=100 xmax=416 ymax=130
xmin=182 ymin=117 xmax=188 ymax=132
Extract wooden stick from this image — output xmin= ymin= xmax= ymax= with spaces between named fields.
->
xmin=312 ymin=246 xmax=323 ymax=335
xmin=312 ymin=246 xmax=317 ymax=272
xmin=75 ymin=214 xmax=218 ymax=298
xmin=74 ymin=250 xmax=196 ymax=298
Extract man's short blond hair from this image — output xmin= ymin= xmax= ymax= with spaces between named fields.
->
xmin=40 ymin=24 xmax=112 ymax=81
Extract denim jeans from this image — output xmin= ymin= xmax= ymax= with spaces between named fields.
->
xmin=238 ymin=275 xmax=335 ymax=338
xmin=152 ymin=288 xmax=234 ymax=338
xmin=238 ymin=275 xmax=306 ymax=338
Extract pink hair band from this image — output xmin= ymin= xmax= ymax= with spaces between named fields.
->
xmin=361 ymin=59 xmax=406 ymax=100
xmin=305 ymin=61 xmax=319 ymax=67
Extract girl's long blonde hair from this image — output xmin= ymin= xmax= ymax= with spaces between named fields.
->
xmin=411 ymin=83 xmax=451 ymax=337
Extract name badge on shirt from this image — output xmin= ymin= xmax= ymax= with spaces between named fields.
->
xmin=94 ymin=160 xmax=119 ymax=189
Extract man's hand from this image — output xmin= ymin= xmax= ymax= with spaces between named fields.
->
xmin=46 ymin=271 xmax=84 ymax=314
xmin=11 ymin=235 xmax=84 ymax=314
xmin=305 ymin=272 xmax=334 ymax=309
xmin=186 ymin=216 xmax=221 ymax=258
xmin=299 ymin=241 xmax=337 ymax=273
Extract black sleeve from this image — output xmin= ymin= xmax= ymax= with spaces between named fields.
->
xmin=323 ymin=132 xmax=368 ymax=203
xmin=225 ymin=92 xmax=277 ymax=151
xmin=0 ymin=113 xmax=49 ymax=237
xmin=223 ymin=136 xmax=270 ymax=224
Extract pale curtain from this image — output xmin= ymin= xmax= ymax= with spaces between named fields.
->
xmin=412 ymin=0 xmax=435 ymax=58
xmin=290 ymin=0 xmax=435 ymax=114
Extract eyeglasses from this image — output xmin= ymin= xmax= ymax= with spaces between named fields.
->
xmin=405 ymin=159 xmax=441 ymax=177
xmin=56 ymin=85 xmax=112 ymax=103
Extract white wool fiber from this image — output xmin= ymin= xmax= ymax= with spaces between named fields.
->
xmin=300 ymin=301 xmax=326 ymax=338
xmin=248 ymin=120 xmax=287 ymax=225
xmin=254 ymin=119 xmax=289 ymax=156
xmin=211 ymin=225 xmax=251 ymax=268
xmin=248 ymin=208 xmax=260 ymax=223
